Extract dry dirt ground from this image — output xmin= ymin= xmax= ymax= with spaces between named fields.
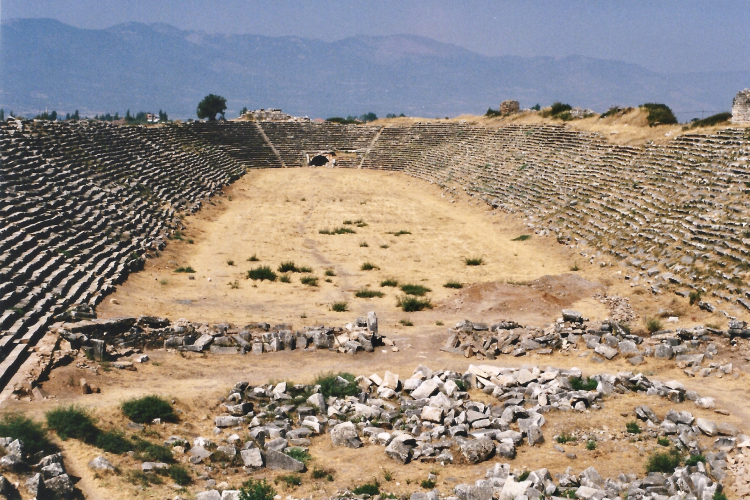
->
xmin=3 ymin=168 xmax=750 ymax=500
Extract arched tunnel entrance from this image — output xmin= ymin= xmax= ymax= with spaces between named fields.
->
xmin=309 ymin=155 xmax=330 ymax=166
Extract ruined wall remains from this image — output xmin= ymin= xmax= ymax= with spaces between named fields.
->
xmin=499 ymin=100 xmax=520 ymax=114
xmin=732 ymin=89 xmax=750 ymax=124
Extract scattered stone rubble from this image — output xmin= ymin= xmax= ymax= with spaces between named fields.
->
xmin=0 ymin=439 xmax=76 ymax=499
xmin=50 ymin=312 xmax=387 ymax=367
xmin=174 ymin=364 xmax=746 ymax=499
xmin=443 ymin=310 xmax=743 ymax=376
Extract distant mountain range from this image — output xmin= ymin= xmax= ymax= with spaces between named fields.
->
xmin=1 ymin=18 xmax=748 ymax=120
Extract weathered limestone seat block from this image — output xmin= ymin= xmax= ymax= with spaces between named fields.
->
xmin=733 ymin=89 xmax=750 ymax=124
xmin=0 ymin=119 xmax=245 ymax=387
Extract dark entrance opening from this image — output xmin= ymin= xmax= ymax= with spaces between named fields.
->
xmin=309 ymin=155 xmax=329 ymax=166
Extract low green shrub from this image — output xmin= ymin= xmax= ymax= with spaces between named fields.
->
xmin=400 ymin=319 xmax=414 ymax=326
xmin=689 ymin=290 xmax=701 ymax=306
xmin=645 ymin=448 xmax=681 ymax=473
xmin=278 ymin=261 xmax=299 ymax=273
xmin=352 ymin=481 xmax=380 ymax=496
xmin=0 ymin=413 xmax=57 ymax=456
xmin=397 ymin=295 xmax=433 ymax=312
xmin=276 ymin=474 xmax=301 ymax=487
xmin=285 ymin=448 xmax=312 ymax=464
xmin=380 ymin=278 xmax=399 ymax=287
xmin=586 ymin=439 xmax=597 ymax=450
xmin=331 ymin=301 xmax=348 ymax=312
xmin=685 ymin=454 xmax=706 ymax=466
xmin=512 ymin=235 xmax=531 ymax=241
xmin=247 ymin=266 xmax=277 ymax=281
xmin=174 ymin=266 xmax=195 ymax=273
xmin=626 ymin=421 xmax=642 ymax=434
xmin=247 ymin=254 xmax=260 ymax=262
xmin=518 ymin=471 xmax=530 ymax=481
xmin=645 ymin=317 xmax=663 ymax=333
xmin=121 ymin=395 xmax=176 ymax=424
xmin=315 ymin=372 xmax=359 ymax=399
xmin=240 ymin=478 xmax=276 ymax=500
xmin=550 ymin=102 xmax=572 ymax=116
xmin=46 ymin=405 xmax=98 ymax=442
xmin=421 ymin=479 xmax=436 ymax=489
xmin=279 ymin=274 xmax=292 ymax=283
xmin=360 ymin=241 xmax=369 ymax=247
xmin=657 ymin=437 xmax=671 ymax=447
xmin=300 ymin=276 xmax=318 ymax=287
xmin=640 ymin=103 xmax=678 ymax=126
xmin=443 ymin=280 xmax=463 ymax=289
xmin=355 ymin=289 xmax=384 ymax=298
xmin=325 ymin=269 xmax=336 ymax=276
xmin=400 ymin=284 xmax=431 ymax=296
xmin=95 ymin=429 xmax=132 ymax=454
xmin=691 ymin=112 xmax=732 ymax=128
xmin=169 ymin=464 xmax=192 ymax=485
xmin=556 ymin=432 xmax=576 ymax=444
xmin=464 ymin=257 xmax=484 ymax=266
xmin=570 ymin=377 xmax=598 ymax=391
xmin=361 ymin=262 xmax=379 ymax=270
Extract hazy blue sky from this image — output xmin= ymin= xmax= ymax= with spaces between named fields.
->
xmin=2 ymin=0 xmax=749 ymax=74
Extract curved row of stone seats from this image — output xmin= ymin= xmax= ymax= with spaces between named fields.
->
xmin=0 ymin=118 xmax=247 ymax=388
xmin=190 ymin=121 xmax=283 ymax=168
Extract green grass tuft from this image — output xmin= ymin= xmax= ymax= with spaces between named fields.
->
xmin=352 ymin=481 xmax=380 ymax=496
xmin=570 ymin=377 xmax=598 ymax=391
xmin=586 ymin=439 xmax=596 ymax=450
xmin=464 ymin=257 xmax=484 ymax=266
xmin=285 ymin=448 xmax=312 ymax=464
xmin=626 ymin=421 xmax=642 ymax=434
xmin=400 ymin=284 xmax=431 ymax=296
xmin=355 ymin=289 xmax=384 ymax=298
xmin=247 ymin=266 xmax=277 ymax=281
xmin=360 ymin=261 xmax=379 ymax=270
xmin=443 ymin=280 xmax=463 ymax=289
xmin=380 ymin=278 xmax=399 ymax=287
xmin=239 ymin=478 xmax=276 ymax=500
xmin=169 ymin=464 xmax=192 ymax=485
xmin=645 ymin=448 xmax=681 ymax=473
xmin=247 ymin=254 xmax=260 ymax=262
xmin=279 ymin=274 xmax=292 ymax=283
xmin=399 ymin=319 xmax=414 ymax=326
xmin=556 ymin=432 xmax=576 ymax=444
xmin=397 ymin=295 xmax=433 ymax=312
xmin=174 ymin=266 xmax=195 ymax=273
xmin=325 ymin=268 xmax=336 ymax=276
xmin=314 ymin=372 xmax=359 ymax=398
xmin=645 ymin=317 xmax=663 ymax=333
xmin=331 ymin=301 xmax=348 ymax=312
xmin=300 ymin=275 xmax=318 ymax=287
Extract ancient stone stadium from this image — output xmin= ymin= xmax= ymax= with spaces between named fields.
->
xmin=1 ymin=108 xmax=750 ymax=500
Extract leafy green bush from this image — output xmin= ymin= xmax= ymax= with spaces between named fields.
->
xmin=689 ymin=290 xmax=701 ymax=306
xmin=46 ymin=405 xmax=98 ymax=442
xmin=169 ymin=464 xmax=191 ymax=485
xmin=276 ymin=474 xmax=301 ymax=487
xmin=645 ymin=448 xmax=681 ymax=473
xmin=0 ymin=413 xmax=57 ymax=456
xmin=315 ymin=372 xmax=359 ymax=398
xmin=247 ymin=266 xmax=277 ymax=281
xmin=278 ymin=261 xmax=299 ymax=273
xmin=397 ymin=295 xmax=433 ymax=312
xmin=174 ymin=266 xmax=195 ymax=273
xmin=122 ymin=395 xmax=176 ymax=424
xmin=657 ymin=437 xmax=671 ymax=447
xmin=380 ymin=278 xmax=399 ymax=287
xmin=313 ymin=467 xmax=327 ymax=479
xmin=518 ymin=471 xmax=530 ymax=481
xmin=443 ymin=281 xmax=463 ymax=289
xmin=713 ymin=491 xmax=728 ymax=500
xmin=626 ymin=421 xmax=642 ymax=434
xmin=691 ymin=112 xmax=732 ymax=128
xmin=586 ymin=439 xmax=597 ymax=450
xmin=550 ymin=102 xmax=572 ymax=116
xmin=355 ymin=289 xmax=384 ymax=298
xmin=352 ymin=481 xmax=380 ymax=496
xmin=131 ymin=437 xmax=174 ymax=463
xmin=464 ymin=257 xmax=484 ymax=266
xmin=361 ymin=262 xmax=379 ymax=270
xmin=331 ymin=301 xmax=348 ymax=312
xmin=570 ymin=377 xmax=598 ymax=391
xmin=95 ymin=429 xmax=132 ymax=454
xmin=645 ymin=317 xmax=663 ymax=333
xmin=240 ymin=478 xmax=276 ymax=500
xmin=640 ymin=103 xmax=678 ymax=126
xmin=685 ymin=454 xmax=706 ymax=466
xmin=400 ymin=284 xmax=431 ymax=296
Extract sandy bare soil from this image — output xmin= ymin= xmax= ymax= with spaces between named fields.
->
xmin=4 ymin=167 xmax=749 ymax=500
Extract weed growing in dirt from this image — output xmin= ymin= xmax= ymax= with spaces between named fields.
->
xmin=380 ymin=278 xmax=398 ymax=287
xmin=169 ymin=464 xmax=191 ymax=485
xmin=518 ymin=471 xmax=530 ymax=481
xmin=570 ymin=377 xmax=598 ymax=391
xmin=46 ymin=405 xmax=98 ymax=441
xmin=229 ymin=280 xmax=240 ymax=289
xmin=247 ymin=254 xmax=260 ymax=262
xmin=685 ymin=454 xmax=706 ymax=466
xmin=464 ymin=257 xmax=484 ymax=266
xmin=331 ymin=301 xmax=348 ymax=312
xmin=556 ymin=432 xmax=576 ymax=444
xmin=626 ymin=421 xmax=642 ymax=434
xmin=689 ymin=291 xmax=702 ymax=305
xmin=174 ymin=266 xmax=195 ymax=273
xmin=159 ymin=279 xmax=168 ymax=285
xmin=279 ymin=274 xmax=291 ymax=283
xmin=0 ymin=413 xmax=57 ymax=456
xmin=247 ymin=266 xmax=277 ymax=281
xmin=315 ymin=372 xmax=359 ymax=398
xmin=657 ymin=437 xmax=671 ymax=447
xmin=95 ymin=430 xmax=132 ymax=454
xmin=400 ymin=319 xmax=414 ymax=326
xmin=436 ymin=321 xmax=444 ymax=326
xmin=512 ymin=235 xmax=531 ymax=241
xmin=570 ymin=262 xmax=580 ymax=271
xmin=646 ymin=448 xmax=681 ymax=473
xmin=356 ymin=289 xmax=384 ymax=298
xmin=397 ymin=295 xmax=433 ymax=312
xmin=380 ymin=244 xmax=389 ymax=249
xmin=325 ymin=269 xmax=336 ymax=276
xmin=285 ymin=448 xmax=312 ymax=463
xmin=421 ymin=479 xmax=436 ymax=489
xmin=320 ymin=227 xmax=356 ymax=235
xmin=122 ymin=395 xmax=176 ymax=424
xmin=444 ymin=280 xmax=463 ymax=288
xmin=276 ymin=474 xmax=301 ymax=488
xmin=361 ymin=261 xmax=379 ymax=270
xmin=360 ymin=241 xmax=369 ymax=247
xmin=240 ymin=478 xmax=276 ymax=500
xmin=645 ymin=317 xmax=663 ymax=333
xmin=300 ymin=276 xmax=318 ymax=287
xmin=383 ymin=469 xmax=393 ymax=482
xmin=400 ymin=284 xmax=431 ymax=296
xmin=227 ymin=259 xmax=235 ymax=266
xmin=352 ymin=481 xmax=380 ymax=496
xmin=126 ymin=470 xmax=163 ymax=486
xmin=586 ymin=439 xmax=597 ymax=450
xmin=387 ymin=230 xmax=411 ymax=236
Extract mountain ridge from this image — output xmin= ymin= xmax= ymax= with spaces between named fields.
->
xmin=1 ymin=18 xmax=747 ymax=119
